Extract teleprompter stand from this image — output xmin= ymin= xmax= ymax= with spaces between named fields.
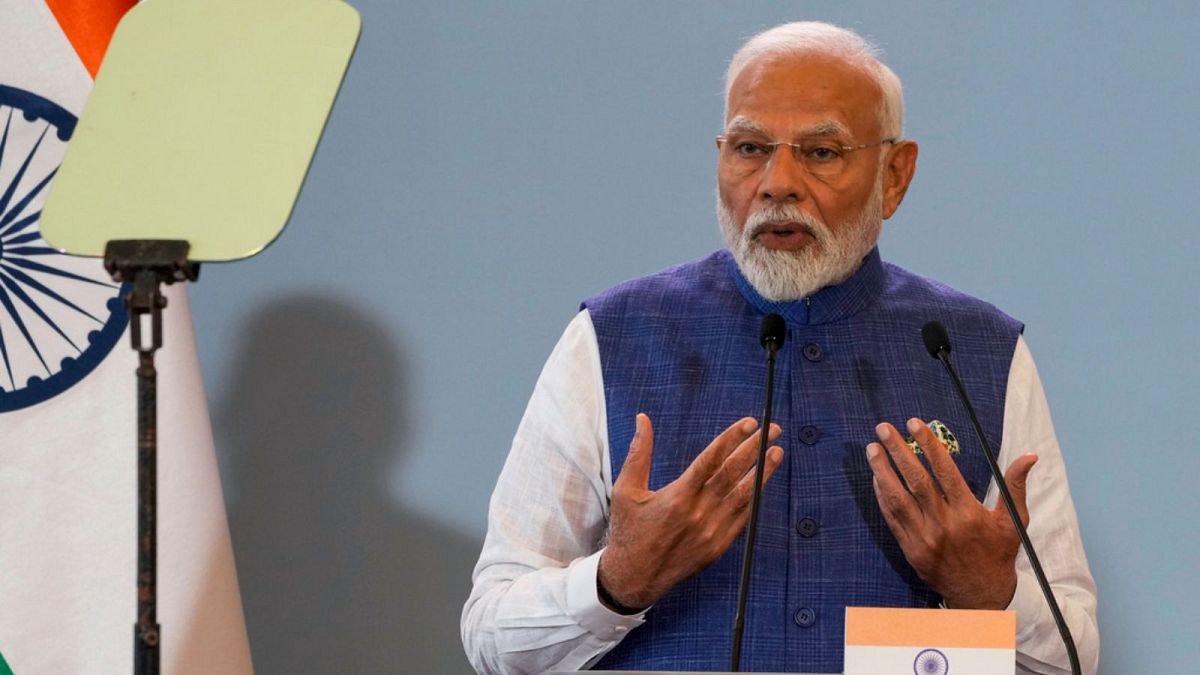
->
xmin=38 ymin=3 xmax=360 ymax=671
xmin=103 ymin=240 xmax=200 ymax=675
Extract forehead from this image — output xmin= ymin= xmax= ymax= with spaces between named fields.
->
xmin=725 ymin=53 xmax=883 ymax=138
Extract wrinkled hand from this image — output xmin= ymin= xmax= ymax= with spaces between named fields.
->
xmin=866 ymin=418 xmax=1038 ymax=610
xmin=597 ymin=413 xmax=784 ymax=610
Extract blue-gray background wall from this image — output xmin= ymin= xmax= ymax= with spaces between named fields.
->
xmin=190 ymin=2 xmax=1199 ymax=673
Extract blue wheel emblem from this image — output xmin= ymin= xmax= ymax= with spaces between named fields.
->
xmin=0 ymin=84 xmax=128 ymax=412
xmin=913 ymin=647 xmax=949 ymax=675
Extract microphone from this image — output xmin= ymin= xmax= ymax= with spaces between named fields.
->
xmin=920 ymin=321 xmax=1081 ymax=675
xmin=730 ymin=313 xmax=786 ymax=672
xmin=760 ymin=313 xmax=786 ymax=349
xmin=921 ymin=320 xmax=951 ymax=359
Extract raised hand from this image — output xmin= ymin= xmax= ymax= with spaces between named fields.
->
xmin=866 ymin=417 xmax=1038 ymax=609
xmin=597 ymin=413 xmax=784 ymax=611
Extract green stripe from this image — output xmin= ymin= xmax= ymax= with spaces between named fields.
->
xmin=0 ymin=651 xmax=13 ymax=675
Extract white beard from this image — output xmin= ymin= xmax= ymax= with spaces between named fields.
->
xmin=717 ymin=176 xmax=884 ymax=302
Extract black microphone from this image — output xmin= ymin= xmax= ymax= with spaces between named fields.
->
xmin=921 ymin=320 xmax=952 ymax=359
xmin=730 ymin=313 xmax=786 ymax=672
xmin=760 ymin=313 xmax=786 ymax=350
xmin=921 ymin=321 xmax=1081 ymax=675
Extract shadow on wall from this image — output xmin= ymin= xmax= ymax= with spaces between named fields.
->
xmin=215 ymin=295 xmax=477 ymax=673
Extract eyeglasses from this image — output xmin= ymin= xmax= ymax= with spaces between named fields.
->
xmin=716 ymin=134 xmax=896 ymax=179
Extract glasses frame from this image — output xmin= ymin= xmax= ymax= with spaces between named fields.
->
xmin=715 ymin=135 xmax=898 ymax=178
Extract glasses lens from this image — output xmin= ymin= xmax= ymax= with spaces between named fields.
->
xmin=719 ymin=136 xmax=849 ymax=179
xmin=720 ymin=136 xmax=771 ymax=174
xmin=797 ymin=140 xmax=847 ymax=178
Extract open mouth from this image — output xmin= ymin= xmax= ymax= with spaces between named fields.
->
xmin=751 ymin=220 xmax=815 ymax=243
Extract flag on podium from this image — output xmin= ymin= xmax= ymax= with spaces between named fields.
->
xmin=0 ymin=1 xmax=253 ymax=671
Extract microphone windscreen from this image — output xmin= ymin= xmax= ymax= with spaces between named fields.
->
xmin=760 ymin=313 xmax=786 ymax=349
xmin=921 ymin=320 xmax=951 ymax=358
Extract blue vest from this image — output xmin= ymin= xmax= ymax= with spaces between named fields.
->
xmin=583 ymin=248 xmax=1022 ymax=673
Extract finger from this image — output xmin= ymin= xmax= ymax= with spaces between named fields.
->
xmin=866 ymin=441 xmax=924 ymax=536
xmin=726 ymin=445 xmax=785 ymax=512
xmin=906 ymin=418 xmax=972 ymax=503
xmin=615 ymin=413 xmax=655 ymax=491
xmin=681 ymin=417 xmax=759 ymax=491
xmin=999 ymin=453 xmax=1039 ymax=526
xmin=874 ymin=422 xmax=941 ymax=510
xmin=871 ymin=474 xmax=920 ymax=552
xmin=705 ymin=423 xmax=782 ymax=497
xmin=711 ymin=446 xmax=785 ymax=556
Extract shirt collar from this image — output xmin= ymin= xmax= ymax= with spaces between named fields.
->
xmin=722 ymin=246 xmax=885 ymax=325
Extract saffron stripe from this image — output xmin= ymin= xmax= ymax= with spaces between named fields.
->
xmin=43 ymin=0 xmax=137 ymax=78
xmin=845 ymin=607 xmax=1016 ymax=649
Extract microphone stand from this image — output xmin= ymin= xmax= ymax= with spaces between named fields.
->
xmin=729 ymin=318 xmax=783 ymax=672
xmin=929 ymin=337 xmax=1082 ymax=675
xmin=104 ymin=240 xmax=200 ymax=675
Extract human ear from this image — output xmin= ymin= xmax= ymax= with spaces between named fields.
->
xmin=881 ymin=140 xmax=918 ymax=220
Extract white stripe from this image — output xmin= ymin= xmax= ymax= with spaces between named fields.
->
xmin=845 ymin=644 xmax=1015 ymax=674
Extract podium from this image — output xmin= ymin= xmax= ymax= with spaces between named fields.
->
xmin=543 ymin=607 xmax=1018 ymax=675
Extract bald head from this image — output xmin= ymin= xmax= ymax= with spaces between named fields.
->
xmin=725 ymin=22 xmax=904 ymax=139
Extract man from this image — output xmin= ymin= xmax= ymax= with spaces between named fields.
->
xmin=462 ymin=21 xmax=1098 ymax=675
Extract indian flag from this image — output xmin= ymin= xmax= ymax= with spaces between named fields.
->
xmin=0 ymin=1 xmax=252 ymax=671
xmin=844 ymin=606 xmax=1016 ymax=675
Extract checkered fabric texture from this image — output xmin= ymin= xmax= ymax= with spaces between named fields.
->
xmin=584 ymin=248 xmax=1022 ymax=673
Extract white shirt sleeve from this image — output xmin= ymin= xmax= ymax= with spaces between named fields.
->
xmin=462 ymin=318 xmax=1100 ymax=675
xmin=461 ymin=310 xmax=640 ymax=675
xmin=991 ymin=335 xmax=1100 ymax=675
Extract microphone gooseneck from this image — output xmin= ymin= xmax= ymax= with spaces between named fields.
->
xmin=730 ymin=313 xmax=785 ymax=672
xmin=920 ymin=321 xmax=1081 ymax=675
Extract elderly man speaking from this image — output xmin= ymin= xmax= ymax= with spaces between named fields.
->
xmin=462 ymin=21 xmax=1098 ymax=675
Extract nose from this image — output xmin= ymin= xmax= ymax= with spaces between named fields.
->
xmin=759 ymin=145 xmax=810 ymax=204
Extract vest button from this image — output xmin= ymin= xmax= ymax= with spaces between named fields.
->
xmin=794 ymin=606 xmax=816 ymax=627
xmin=802 ymin=342 xmax=823 ymax=362
xmin=796 ymin=517 xmax=818 ymax=537
xmin=799 ymin=424 xmax=821 ymax=445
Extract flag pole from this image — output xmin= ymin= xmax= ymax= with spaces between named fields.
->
xmin=104 ymin=240 xmax=200 ymax=675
